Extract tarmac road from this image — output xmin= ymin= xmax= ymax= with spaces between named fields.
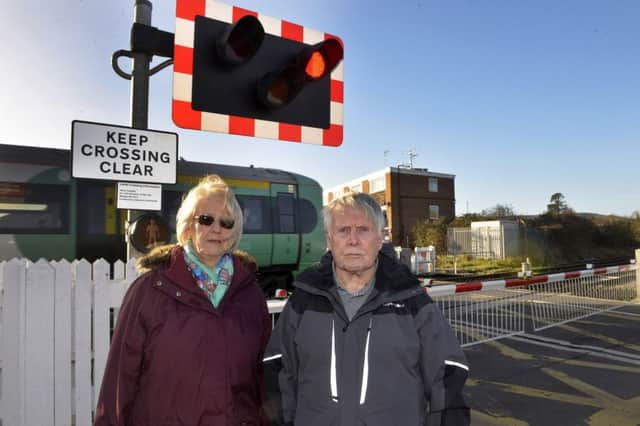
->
xmin=465 ymin=304 xmax=640 ymax=426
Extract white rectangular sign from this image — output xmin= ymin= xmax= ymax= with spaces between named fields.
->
xmin=116 ymin=182 xmax=163 ymax=211
xmin=71 ymin=120 xmax=178 ymax=184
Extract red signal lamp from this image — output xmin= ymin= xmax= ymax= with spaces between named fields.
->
xmin=274 ymin=288 xmax=288 ymax=299
xmin=303 ymin=38 xmax=343 ymax=80
xmin=305 ymin=51 xmax=326 ymax=79
xmin=257 ymin=38 xmax=343 ymax=109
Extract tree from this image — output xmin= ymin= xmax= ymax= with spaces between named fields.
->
xmin=411 ymin=218 xmax=448 ymax=252
xmin=631 ymin=211 xmax=640 ymax=244
xmin=481 ymin=203 xmax=515 ymax=218
xmin=547 ymin=193 xmax=568 ymax=216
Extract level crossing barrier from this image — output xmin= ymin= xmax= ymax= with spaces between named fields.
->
xmin=0 ymin=258 xmax=638 ymax=425
xmin=426 ymin=264 xmax=638 ymax=347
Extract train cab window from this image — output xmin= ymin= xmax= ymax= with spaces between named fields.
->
xmin=277 ymin=192 xmax=296 ymax=234
xmin=297 ymin=198 xmax=318 ymax=233
xmin=237 ymin=195 xmax=271 ymax=234
xmin=0 ymin=182 xmax=70 ymax=234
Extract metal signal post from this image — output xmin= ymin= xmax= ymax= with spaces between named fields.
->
xmin=111 ymin=0 xmax=174 ymax=259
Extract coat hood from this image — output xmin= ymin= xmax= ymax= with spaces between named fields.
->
xmin=136 ymin=244 xmax=258 ymax=295
xmin=136 ymin=243 xmax=256 ymax=273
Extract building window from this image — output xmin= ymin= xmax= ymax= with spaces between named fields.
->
xmin=350 ymin=183 xmax=362 ymax=193
xmin=370 ymin=177 xmax=385 ymax=193
xmin=429 ymin=205 xmax=439 ymax=220
xmin=428 ymin=177 xmax=438 ymax=192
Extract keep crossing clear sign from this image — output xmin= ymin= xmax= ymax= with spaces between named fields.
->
xmin=71 ymin=120 xmax=178 ymax=184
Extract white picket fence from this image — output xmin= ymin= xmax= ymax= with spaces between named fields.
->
xmin=0 ymin=258 xmax=138 ymax=426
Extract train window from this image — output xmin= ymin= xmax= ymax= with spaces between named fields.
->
xmin=277 ymin=192 xmax=296 ymax=234
xmin=297 ymin=198 xmax=318 ymax=233
xmin=0 ymin=182 xmax=70 ymax=234
xmin=237 ymin=195 xmax=272 ymax=234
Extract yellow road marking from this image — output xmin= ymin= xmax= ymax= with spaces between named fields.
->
xmin=601 ymin=310 xmax=640 ymax=322
xmin=543 ymin=368 xmax=619 ymax=405
xmin=557 ymin=323 xmax=640 ymax=352
xmin=473 ymin=377 xmax=602 ymax=408
xmin=540 ymin=356 xmax=640 ymax=374
xmin=474 ymin=339 xmax=640 ymax=424
xmin=470 ymin=409 xmax=528 ymax=425
xmin=485 ymin=339 xmax=535 ymax=360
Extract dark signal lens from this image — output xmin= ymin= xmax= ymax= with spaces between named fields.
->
xmin=265 ymin=76 xmax=292 ymax=107
xmin=217 ymin=15 xmax=265 ymax=65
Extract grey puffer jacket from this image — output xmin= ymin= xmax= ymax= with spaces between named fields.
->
xmin=266 ymin=251 xmax=469 ymax=426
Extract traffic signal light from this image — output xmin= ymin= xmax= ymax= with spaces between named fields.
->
xmin=173 ymin=1 xmax=344 ymax=146
xmin=256 ymin=38 xmax=343 ymax=109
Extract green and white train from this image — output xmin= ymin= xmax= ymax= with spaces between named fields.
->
xmin=0 ymin=143 xmax=326 ymax=293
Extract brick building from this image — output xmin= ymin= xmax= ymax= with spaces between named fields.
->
xmin=323 ymin=167 xmax=456 ymax=247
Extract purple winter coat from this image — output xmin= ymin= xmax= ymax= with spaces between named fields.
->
xmin=94 ymin=245 xmax=271 ymax=426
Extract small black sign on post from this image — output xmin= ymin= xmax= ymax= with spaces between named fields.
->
xmin=127 ymin=212 xmax=171 ymax=254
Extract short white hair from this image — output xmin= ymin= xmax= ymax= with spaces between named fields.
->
xmin=323 ymin=192 xmax=385 ymax=233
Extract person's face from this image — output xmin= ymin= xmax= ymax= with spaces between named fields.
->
xmin=326 ymin=206 xmax=383 ymax=275
xmin=190 ymin=194 xmax=235 ymax=267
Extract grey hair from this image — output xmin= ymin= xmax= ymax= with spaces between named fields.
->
xmin=323 ymin=192 xmax=385 ymax=234
xmin=175 ymin=174 xmax=244 ymax=251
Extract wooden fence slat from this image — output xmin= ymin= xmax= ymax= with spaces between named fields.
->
xmin=54 ymin=261 xmax=73 ymax=426
xmin=93 ymin=259 xmax=111 ymax=411
xmin=111 ymin=259 xmax=139 ymax=322
xmin=25 ymin=260 xmax=55 ymax=426
xmin=0 ymin=260 xmax=4 ymax=368
xmin=126 ymin=258 xmax=138 ymax=283
xmin=73 ymin=260 xmax=93 ymax=426
xmin=113 ymin=260 xmax=125 ymax=281
xmin=1 ymin=259 xmax=26 ymax=426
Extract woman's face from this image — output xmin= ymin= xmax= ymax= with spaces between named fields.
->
xmin=190 ymin=193 xmax=235 ymax=267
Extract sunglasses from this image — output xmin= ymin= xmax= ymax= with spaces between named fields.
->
xmin=194 ymin=214 xmax=235 ymax=230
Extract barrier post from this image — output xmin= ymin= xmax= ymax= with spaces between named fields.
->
xmin=635 ymin=249 xmax=640 ymax=302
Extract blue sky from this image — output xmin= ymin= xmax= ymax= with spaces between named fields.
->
xmin=2 ymin=1 xmax=639 ymax=216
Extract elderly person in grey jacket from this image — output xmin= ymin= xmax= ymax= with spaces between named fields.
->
xmin=266 ymin=192 xmax=469 ymax=426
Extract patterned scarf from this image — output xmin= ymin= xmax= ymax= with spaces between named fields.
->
xmin=183 ymin=241 xmax=234 ymax=308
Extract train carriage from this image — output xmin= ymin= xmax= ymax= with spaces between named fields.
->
xmin=0 ymin=143 xmax=326 ymax=293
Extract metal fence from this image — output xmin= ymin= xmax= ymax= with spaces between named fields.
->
xmin=430 ymin=288 xmax=528 ymax=347
xmin=426 ymin=264 xmax=638 ymax=347
xmin=527 ymin=268 xmax=637 ymax=331
xmin=447 ymin=226 xmax=506 ymax=259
